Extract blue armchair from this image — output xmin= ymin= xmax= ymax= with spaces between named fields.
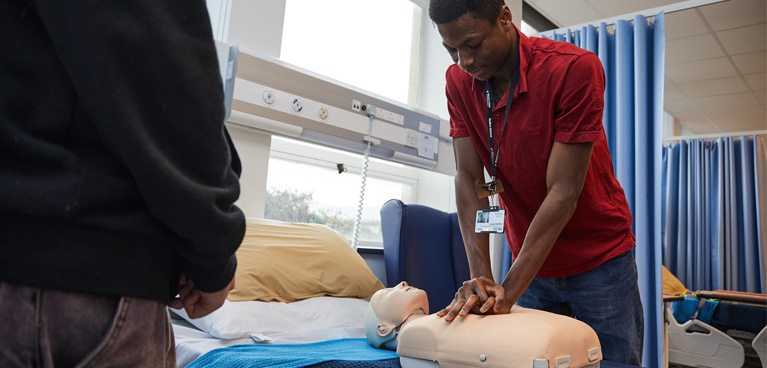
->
xmin=379 ymin=199 xmax=471 ymax=313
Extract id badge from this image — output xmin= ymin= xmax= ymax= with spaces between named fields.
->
xmin=475 ymin=206 xmax=505 ymax=233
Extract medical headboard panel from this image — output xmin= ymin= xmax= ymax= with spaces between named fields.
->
xmin=224 ymin=44 xmax=449 ymax=172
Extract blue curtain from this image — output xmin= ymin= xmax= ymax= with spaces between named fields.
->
xmin=544 ymin=13 xmax=666 ymax=368
xmin=662 ymin=135 xmax=767 ymax=294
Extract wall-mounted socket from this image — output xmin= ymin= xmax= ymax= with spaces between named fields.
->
xmin=405 ymin=129 xmax=418 ymax=148
xmin=289 ymin=97 xmax=303 ymax=114
xmin=262 ymin=89 xmax=275 ymax=106
xmin=351 ymin=99 xmax=361 ymax=112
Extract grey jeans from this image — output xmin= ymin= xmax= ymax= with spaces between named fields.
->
xmin=0 ymin=281 xmax=176 ymax=368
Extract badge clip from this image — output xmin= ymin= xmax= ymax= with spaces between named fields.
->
xmin=474 ymin=179 xmax=504 ymax=199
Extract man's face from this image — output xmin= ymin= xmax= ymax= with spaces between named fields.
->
xmin=437 ymin=12 xmax=511 ymax=81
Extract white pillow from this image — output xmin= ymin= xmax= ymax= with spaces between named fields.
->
xmin=170 ymin=297 xmax=369 ymax=341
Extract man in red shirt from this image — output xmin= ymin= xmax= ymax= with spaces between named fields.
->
xmin=429 ymin=0 xmax=643 ymax=365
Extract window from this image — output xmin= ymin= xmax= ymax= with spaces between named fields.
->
xmin=265 ymin=137 xmax=415 ymax=247
xmin=280 ymin=0 xmax=420 ymax=104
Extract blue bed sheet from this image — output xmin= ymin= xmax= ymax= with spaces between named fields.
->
xmin=188 ymin=338 xmax=398 ymax=368
xmin=188 ymin=337 xmax=640 ymax=368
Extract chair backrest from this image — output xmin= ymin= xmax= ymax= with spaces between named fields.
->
xmin=380 ymin=199 xmax=470 ymax=314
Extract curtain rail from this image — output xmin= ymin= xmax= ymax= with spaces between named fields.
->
xmin=662 ymin=130 xmax=767 ymax=142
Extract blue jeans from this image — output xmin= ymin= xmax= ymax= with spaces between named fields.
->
xmin=516 ymin=250 xmax=644 ymax=366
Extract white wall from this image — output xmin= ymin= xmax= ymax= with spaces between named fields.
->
xmin=416 ymin=169 xmax=457 ymax=212
xmin=227 ymin=124 xmax=272 ymax=218
xmin=507 ymin=0 xmax=523 ymax=29
xmin=226 ymin=0 xmax=285 ymax=57
xmin=415 ymin=3 xmax=453 ymax=120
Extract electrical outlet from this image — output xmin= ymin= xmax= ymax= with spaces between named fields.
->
xmin=262 ymin=89 xmax=275 ymax=106
xmin=370 ymin=105 xmax=404 ymax=125
xmin=351 ymin=99 xmax=361 ymax=112
xmin=316 ymin=105 xmax=329 ymax=121
xmin=289 ymin=97 xmax=303 ymax=114
xmin=405 ymin=129 xmax=418 ymax=148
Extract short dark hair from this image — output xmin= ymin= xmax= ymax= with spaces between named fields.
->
xmin=428 ymin=0 xmax=505 ymax=25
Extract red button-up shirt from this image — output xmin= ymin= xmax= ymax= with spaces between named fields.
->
xmin=447 ymin=27 xmax=634 ymax=278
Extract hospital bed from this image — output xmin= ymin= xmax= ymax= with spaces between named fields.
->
xmin=662 ymin=269 xmax=767 ymax=368
xmin=172 ymin=205 xmax=642 ymax=368
xmin=170 ymin=219 xmax=396 ymax=367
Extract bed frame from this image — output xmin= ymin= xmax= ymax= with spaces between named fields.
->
xmin=664 ymin=291 xmax=767 ymax=368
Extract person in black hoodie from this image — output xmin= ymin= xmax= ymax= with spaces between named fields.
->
xmin=0 ymin=1 xmax=246 ymax=366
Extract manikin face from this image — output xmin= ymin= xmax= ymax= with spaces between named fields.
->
xmin=366 ymin=281 xmax=429 ymax=349
xmin=436 ymin=8 xmax=514 ymax=81
xmin=373 ymin=281 xmax=429 ymax=315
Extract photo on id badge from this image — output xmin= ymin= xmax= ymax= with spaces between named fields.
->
xmin=475 ymin=207 xmax=504 ymax=233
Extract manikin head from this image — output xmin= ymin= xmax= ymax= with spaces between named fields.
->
xmin=429 ymin=0 xmax=517 ymax=82
xmin=365 ymin=282 xmax=429 ymax=350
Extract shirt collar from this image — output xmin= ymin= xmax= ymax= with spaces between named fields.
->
xmin=470 ymin=24 xmax=530 ymax=99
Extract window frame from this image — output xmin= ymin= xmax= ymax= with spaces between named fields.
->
xmin=267 ymin=137 xmax=419 ymax=248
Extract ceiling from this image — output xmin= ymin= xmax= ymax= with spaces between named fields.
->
xmin=526 ymin=0 xmax=766 ymax=136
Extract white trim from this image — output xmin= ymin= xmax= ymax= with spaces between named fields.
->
xmin=408 ymin=5 xmax=423 ymax=107
xmin=354 ymin=240 xmax=384 ymax=249
xmin=269 ymin=136 xmax=419 ymax=183
xmin=663 ymin=130 xmax=767 ymax=142
xmin=537 ymin=0 xmax=727 ymax=36
xmin=221 ymin=0 xmax=232 ymax=42
xmin=206 ymin=0 xmax=232 ymax=42
xmin=269 ymin=150 xmax=419 ymax=187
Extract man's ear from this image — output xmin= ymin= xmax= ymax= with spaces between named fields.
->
xmin=499 ymin=5 xmax=513 ymax=30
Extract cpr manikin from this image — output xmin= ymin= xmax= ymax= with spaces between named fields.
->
xmin=365 ymin=282 xmax=602 ymax=368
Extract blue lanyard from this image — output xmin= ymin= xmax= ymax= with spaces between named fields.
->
xmin=483 ymin=48 xmax=520 ymax=179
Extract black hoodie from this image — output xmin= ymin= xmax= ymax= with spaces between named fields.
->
xmin=0 ymin=0 xmax=246 ymax=303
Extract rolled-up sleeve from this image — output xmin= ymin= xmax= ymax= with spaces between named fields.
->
xmin=553 ymin=53 xmax=606 ymax=144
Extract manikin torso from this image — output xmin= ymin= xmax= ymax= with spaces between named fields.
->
xmin=365 ymin=282 xmax=602 ymax=368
